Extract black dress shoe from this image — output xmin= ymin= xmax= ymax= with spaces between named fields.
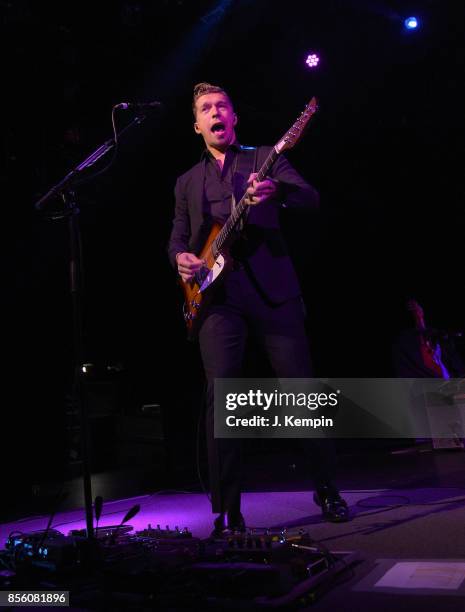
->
xmin=211 ymin=513 xmax=226 ymax=537
xmin=227 ymin=511 xmax=246 ymax=533
xmin=211 ymin=512 xmax=246 ymax=537
xmin=313 ymin=487 xmax=349 ymax=523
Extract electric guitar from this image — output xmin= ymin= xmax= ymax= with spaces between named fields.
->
xmin=407 ymin=300 xmax=464 ymax=450
xmin=407 ymin=298 xmax=449 ymax=378
xmin=180 ymin=97 xmax=318 ymax=339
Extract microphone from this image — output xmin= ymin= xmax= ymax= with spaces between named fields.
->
xmin=108 ymin=504 xmax=141 ymax=544
xmin=115 ymin=101 xmax=163 ymax=111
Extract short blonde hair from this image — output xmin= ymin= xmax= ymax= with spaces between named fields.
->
xmin=192 ymin=82 xmax=232 ymax=117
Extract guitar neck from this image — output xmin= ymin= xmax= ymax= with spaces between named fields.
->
xmin=213 ymin=147 xmax=278 ymax=253
xmin=211 ymin=96 xmax=318 ymax=255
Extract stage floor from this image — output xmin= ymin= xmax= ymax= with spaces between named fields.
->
xmin=2 ymin=443 xmax=465 ymax=610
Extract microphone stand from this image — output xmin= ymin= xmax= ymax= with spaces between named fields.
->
xmin=34 ymin=114 xmax=146 ymax=540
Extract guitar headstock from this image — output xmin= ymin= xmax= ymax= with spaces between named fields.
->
xmin=407 ymin=299 xmax=423 ymax=318
xmin=275 ymin=97 xmax=318 ymax=154
xmin=407 ymin=298 xmax=426 ymax=329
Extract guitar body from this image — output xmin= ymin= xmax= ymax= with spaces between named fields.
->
xmin=180 ymin=222 xmax=232 ymax=339
xmin=419 ymin=340 xmax=443 ymax=376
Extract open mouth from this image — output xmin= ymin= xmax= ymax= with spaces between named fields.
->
xmin=211 ymin=121 xmax=226 ymax=135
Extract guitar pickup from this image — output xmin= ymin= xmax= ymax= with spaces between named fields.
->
xmin=195 ymin=267 xmax=209 ymax=284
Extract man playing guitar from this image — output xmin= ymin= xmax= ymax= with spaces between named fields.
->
xmin=168 ymin=82 xmax=349 ymax=535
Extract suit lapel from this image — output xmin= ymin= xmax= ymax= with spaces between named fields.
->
xmin=187 ymin=161 xmax=208 ymax=254
xmin=190 ymin=160 xmax=206 ymax=216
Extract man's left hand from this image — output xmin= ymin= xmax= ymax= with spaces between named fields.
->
xmin=246 ymin=173 xmax=279 ymax=205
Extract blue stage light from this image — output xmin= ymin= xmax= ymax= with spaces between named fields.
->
xmin=404 ymin=16 xmax=419 ymax=30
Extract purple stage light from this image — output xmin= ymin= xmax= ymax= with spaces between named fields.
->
xmin=305 ymin=53 xmax=320 ymax=69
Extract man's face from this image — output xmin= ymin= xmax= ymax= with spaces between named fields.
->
xmin=194 ymin=92 xmax=237 ymax=151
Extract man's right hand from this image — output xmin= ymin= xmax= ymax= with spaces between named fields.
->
xmin=176 ymin=252 xmax=205 ymax=283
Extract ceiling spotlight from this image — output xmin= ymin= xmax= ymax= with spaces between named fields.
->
xmin=404 ymin=16 xmax=419 ymax=30
xmin=305 ymin=53 xmax=320 ymax=69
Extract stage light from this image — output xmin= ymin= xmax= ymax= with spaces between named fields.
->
xmin=404 ymin=16 xmax=419 ymax=30
xmin=305 ymin=53 xmax=320 ymax=69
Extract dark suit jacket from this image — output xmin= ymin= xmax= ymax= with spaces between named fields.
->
xmin=168 ymin=145 xmax=319 ymax=304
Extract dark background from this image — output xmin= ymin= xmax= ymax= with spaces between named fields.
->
xmin=3 ymin=0 xmax=465 ymax=506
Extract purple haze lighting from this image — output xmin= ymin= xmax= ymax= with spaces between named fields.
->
xmin=305 ymin=53 xmax=320 ymax=69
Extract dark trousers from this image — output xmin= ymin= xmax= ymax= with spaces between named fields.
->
xmin=199 ymin=267 xmax=336 ymax=514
